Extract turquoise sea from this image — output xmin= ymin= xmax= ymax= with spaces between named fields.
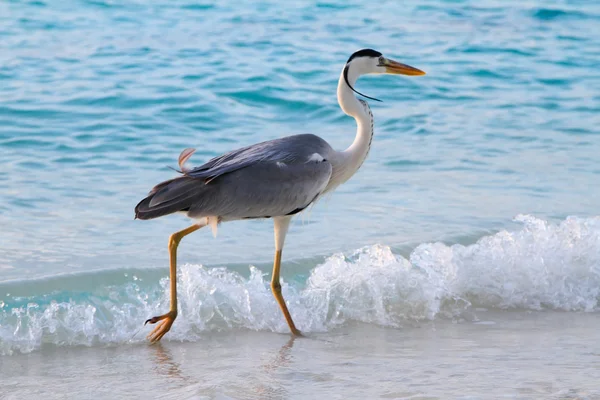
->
xmin=1 ymin=0 xmax=600 ymax=398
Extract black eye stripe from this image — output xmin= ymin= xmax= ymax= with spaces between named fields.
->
xmin=343 ymin=65 xmax=382 ymax=103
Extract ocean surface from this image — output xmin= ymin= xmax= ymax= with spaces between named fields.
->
xmin=1 ymin=0 xmax=600 ymax=398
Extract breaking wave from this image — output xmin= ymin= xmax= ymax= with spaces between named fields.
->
xmin=2 ymin=214 xmax=600 ymax=355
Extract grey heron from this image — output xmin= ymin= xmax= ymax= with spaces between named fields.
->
xmin=135 ymin=49 xmax=425 ymax=343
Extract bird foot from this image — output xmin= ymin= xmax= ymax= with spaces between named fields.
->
xmin=145 ymin=310 xmax=177 ymax=343
xmin=292 ymin=329 xmax=304 ymax=338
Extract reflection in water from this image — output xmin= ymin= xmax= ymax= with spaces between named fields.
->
xmin=250 ymin=336 xmax=298 ymax=400
xmin=150 ymin=343 xmax=188 ymax=384
xmin=146 ymin=336 xmax=299 ymax=399
xmin=263 ymin=336 xmax=296 ymax=373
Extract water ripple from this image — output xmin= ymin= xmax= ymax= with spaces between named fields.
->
xmin=0 ymin=0 xmax=599 ymax=282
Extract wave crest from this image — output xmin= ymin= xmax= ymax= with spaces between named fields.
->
xmin=2 ymin=215 xmax=600 ymax=355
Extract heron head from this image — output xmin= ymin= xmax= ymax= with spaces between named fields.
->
xmin=346 ymin=49 xmax=425 ymax=76
xmin=343 ymin=49 xmax=425 ymax=102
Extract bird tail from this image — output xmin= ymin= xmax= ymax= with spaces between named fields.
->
xmin=134 ymin=176 xmax=203 ymax=220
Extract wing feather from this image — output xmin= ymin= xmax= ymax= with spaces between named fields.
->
xmin=135 ymin=134 xmax=334 ymax=220
xmin=186 ymin=159 xmax=332 ymax=220
xmin=184 ymin=134 xmax=331 ymax=182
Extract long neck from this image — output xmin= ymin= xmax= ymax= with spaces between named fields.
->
xmin=330 ymin=66 xmax=374 ymax=187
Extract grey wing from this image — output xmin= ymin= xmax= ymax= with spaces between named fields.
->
xmin=185 ymin=134 xmax=332 ymax=182
xmin=135 ymin=134 xmax=333 ymax=220
xmin=187 ymin=159 xmax=332 ymax=219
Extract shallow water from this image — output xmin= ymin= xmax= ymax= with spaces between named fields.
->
xmin=2 ymin=214 xmax=600 ymax=357
xmin=2 ymin=0 xmax=600 ymax=278
xmin=2 ymin=312 xmax=600 ymax=399
xmin=1 ymin=0 xmax=600 ymax=398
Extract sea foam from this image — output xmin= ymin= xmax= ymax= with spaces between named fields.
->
xmin=1 ymin=215 xmax=599 ymax=355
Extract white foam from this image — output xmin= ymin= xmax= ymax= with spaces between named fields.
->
xmin=2 ymin=214 xmax=600 ymax=355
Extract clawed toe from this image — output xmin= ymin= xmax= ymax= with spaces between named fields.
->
xmin=145 ymin=316 xmax=160 ymax=325
xmin=145 ymin=311 xmax=177 ymax=343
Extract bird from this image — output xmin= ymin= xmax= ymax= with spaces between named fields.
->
xmin=135 ymin=49 xmax=425 ymax=343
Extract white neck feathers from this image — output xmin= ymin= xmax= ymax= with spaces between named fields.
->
xmin=327 ymin=65 xmax=374 ymax=189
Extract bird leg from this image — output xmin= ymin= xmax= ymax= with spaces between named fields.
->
xmin=271 ymin=216 xmax=302 ymax=336
xmin=271 ymin=249 xmax=302 ymax=336
xmin=146 ymin=223 xmax=203 ymax=343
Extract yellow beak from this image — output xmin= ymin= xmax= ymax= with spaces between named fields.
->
xmin=382 ymin=58 xmax=426 ymax=76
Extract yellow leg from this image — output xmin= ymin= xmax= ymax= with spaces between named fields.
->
xmin=146 ymin=223 xmax=202 ymax=343
xmin=271 ymin=249 xmax=302 ymax=336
